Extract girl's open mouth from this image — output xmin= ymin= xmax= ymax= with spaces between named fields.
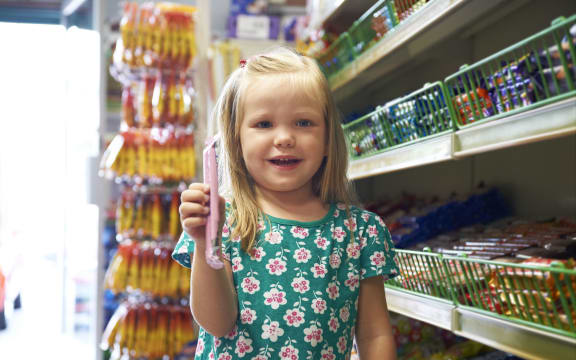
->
xmin=269 ymin=159 xmax=301 ymax=166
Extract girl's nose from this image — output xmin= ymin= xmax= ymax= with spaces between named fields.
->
xmin=274 ymin=130 xmax=295 ymax=148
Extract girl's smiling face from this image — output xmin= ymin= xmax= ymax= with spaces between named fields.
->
xmin=239 ymin=75 xmax=327 ymax=198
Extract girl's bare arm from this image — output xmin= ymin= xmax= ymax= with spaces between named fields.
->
xmin=180 ymin=183 xmax=238 ymax=337
xmin=355 ymin=276 xmax=397 ymax=360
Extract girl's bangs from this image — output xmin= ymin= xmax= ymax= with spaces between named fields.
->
xmin=282 ymin=71 xmax=326 ymax=109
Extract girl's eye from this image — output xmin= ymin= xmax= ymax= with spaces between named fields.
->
xmin=256 ymin=121 xmax=272 ymax=128
xmin=296 ymin=119 xmax=312 ymax=127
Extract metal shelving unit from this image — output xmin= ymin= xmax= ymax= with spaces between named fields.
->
xmin=331 ymin=0 xmax=576 ymax=358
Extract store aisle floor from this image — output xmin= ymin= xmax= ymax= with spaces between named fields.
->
xmin=0 ymin=257 xmax=92 ymax=359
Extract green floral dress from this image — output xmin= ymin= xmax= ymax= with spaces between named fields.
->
xmin=172 ymin=202 xmax=399 ymax=360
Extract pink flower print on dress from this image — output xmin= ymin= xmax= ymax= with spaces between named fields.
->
xmin=328 ymin=317 xmax=339 ymax=332
xmin=303 ymin=324 xmax=323 ymax=347
xmin=344 ymin=272 xmax=360 ymax=291
xmin=344 ymin=218 xmax=357 ymax=232
xmin=249 ymin=246 xmax=266 ymax=262
xmin=321 ymin=347 xmax=336 ymax=360
xmin=264 ymin=288 xmax=287 ymax=309
xmin=337 ymin=203 xmax=346 ymax=210
xmin=266 ymin=258 xmax=287 ymax=275
xmin=332 ymin=227 xmax=347 ymax=243
xmin=339 ymin=306 xmax=350 ymax=322
xmin=232 ymin=257 xmax=244 ymax=272
xmin=241 ymin=276 xmax=261 ymax=294
xmin=283 ymin=308 xmax=305 ymax=327
xmin=291 ymin=277 xmax=310 ymax=294
xmin=280 ymin=345 xmax=299 ymax=360
xmin=346 ymin=242 xmax=361 ymax=259
xmin=337 ymin=336 xmax=347 ymax=354
xmin=196 ymin=337 xmax=205 ymax=354
xmin=218 ymin=352 xmax=232 ymax=360
xmin=261 ymin=321 xmax=284 ymax=342
xmin=361 ymin=212 xmax=370 ymax=222
xmin=312 ymin=298 xmax=327 ymax=314
xmin=327 ymin=282 xmax=340 ymax=300
xmin=214 ymin=338 xmax=222 ymax=347
xmin=209 ymin=351 xmax=215 ymax=359
xmin=370 ymin=251 xmax=386 ymax=267
xmin=290 ymin=226 xmax=309 ymax=239
xmin=235 ymin=335 xmax=254 ymax=357
xmin=224 ymin=326 xmax=238 ymax=339
xmin=329 ymin=253 xmax=341 ymax=269
xmin=222 ymin=251 xmax=231 ymax=262
xmin=251 ymin=356 xmax=267 ymax=360
xmin=265 ymin=231 xmax=283 ymax=244
xmin=314 ymin=236 xmax=329 ymax=250
xmin=359 ymin=236 xmax=368 ymax=250
xmin=367 ymin=224 xmax=378 ymax=238
xmin=293 ymin=248 xmax=311 ymax=263
xmin=377 ymin=216 xmax=386 ymax=227
xmin=311 ymin=263 xmax=327 ymax=278
xmin=257 ymin=219 xmax=266 ymax=231
xmin=240 ymin=308 xmax=257 ymax=324
xmin=222 ymin=224 xmax=230 ymax=238
xmin=333 ymin=209 xmax=340 ymax=218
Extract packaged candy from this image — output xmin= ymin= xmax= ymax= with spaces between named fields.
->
xmin=452 ymin=86 xmax=494 ymax=124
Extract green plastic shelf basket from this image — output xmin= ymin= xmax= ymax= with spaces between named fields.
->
xmin=387 ymin=249 xmax=454 ymax=301
xmin=343 ymin=81 xmax=456 ymax=160
xmin=392 ymin=0 xmax=430 ymax=24
xmin=316 ymin=32 xmax=356 ymax=79
xmin=445 ymin=14 xmax=576 ymax=128
xmin=348 ymin=0 xmax=397 ymax=56
xmin=386 ymin=249 xmax=576 ymax=338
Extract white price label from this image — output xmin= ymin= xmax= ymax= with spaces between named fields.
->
xmin=237 ymin=15 xmax=271 ymax=39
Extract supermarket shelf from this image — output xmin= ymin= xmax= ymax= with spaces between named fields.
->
xmin=348 ymin=98 xmax=576 ymax=180
xmin=454 ymin=308 xmax=576 ymax=360
xmin=315 ymin=0 xmax=375 ymax=34
xmin=385 ymin=288 xmax=576 ymax=360
xmin=330 ymin=0 xmax=509 ymax=101
xmin=453 ymin=98 xmax=576 ymax=158
xmin=385 ymin=288 xmax=454 ymax=331
xmin=348 ymin=133 xmax=454 ymax=180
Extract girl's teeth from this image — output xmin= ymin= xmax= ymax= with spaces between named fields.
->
xmin=272 ymin=159 xmax=298 ymax=165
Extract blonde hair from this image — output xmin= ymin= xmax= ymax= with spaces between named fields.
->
xmin=213 ymin=47 xmax=356 ymax=252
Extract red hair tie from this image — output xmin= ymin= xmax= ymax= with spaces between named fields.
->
xmin=240 ymin=59 xmax=247 ymax=68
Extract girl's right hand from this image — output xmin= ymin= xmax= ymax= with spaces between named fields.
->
xmin=179 ymin=183 xmax=225 ymax=247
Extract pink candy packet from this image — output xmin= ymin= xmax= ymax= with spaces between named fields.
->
xmin=203 ymin=135 xmax=224 ymax=269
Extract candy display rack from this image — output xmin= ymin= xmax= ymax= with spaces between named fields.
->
xmin=99 ymin=2 xmax=199 ymax=359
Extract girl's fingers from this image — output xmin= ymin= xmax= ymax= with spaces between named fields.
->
xmin=182 ymin=216 xmax=207 ymax=230
xmin=188 ymin=182 xmax=210 ymax=193
xmin=179 ymin=202 xmax=210 ymax=219
xmin=181 ymin=188 xmax=210 ymax=205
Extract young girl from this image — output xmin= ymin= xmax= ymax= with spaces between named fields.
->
xmin=172 ymin=48 xmax=399 ymax=360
